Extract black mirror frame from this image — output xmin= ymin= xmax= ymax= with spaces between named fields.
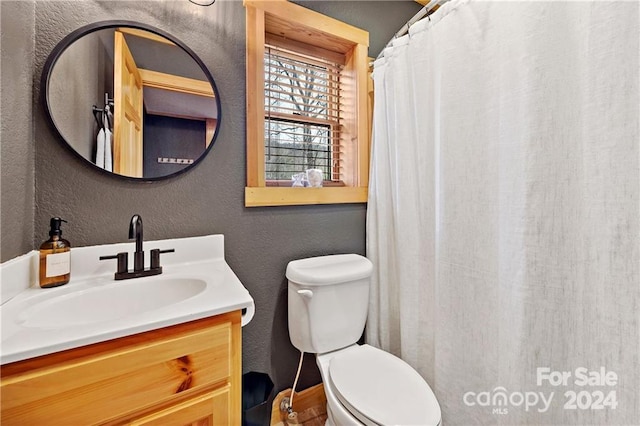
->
xmin=41 ymin=20 xmax=222 ymax=182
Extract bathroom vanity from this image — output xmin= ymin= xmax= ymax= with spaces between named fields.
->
xmin=0 ymin=235 xmax=254 ymax=425
xmin=1 ymin=312 xmax=241 ymax=425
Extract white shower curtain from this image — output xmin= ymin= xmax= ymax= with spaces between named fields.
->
xmin=367 ymin=1 xmax=639 ymax=424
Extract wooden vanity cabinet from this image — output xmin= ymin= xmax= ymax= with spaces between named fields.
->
xmin=0 ymin=311 xmax=242 ymax=425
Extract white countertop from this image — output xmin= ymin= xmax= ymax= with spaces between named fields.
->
xmin=0 ymin=235 xmax=255 ymax=365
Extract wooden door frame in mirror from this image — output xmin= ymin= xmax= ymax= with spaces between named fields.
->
xmin=41 ymin=20 xmax=222 ymax=182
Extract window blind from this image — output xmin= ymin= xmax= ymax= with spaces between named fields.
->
xmin=264 ymin=44 xmax=343 ymax=182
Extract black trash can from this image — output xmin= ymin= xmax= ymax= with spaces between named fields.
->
xmin=242 ymin=371 xmax=275 ymax=426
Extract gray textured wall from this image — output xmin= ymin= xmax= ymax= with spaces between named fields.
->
xmin=4 ymin=0 xmax=420 ymax=392
xmin=1 ymin=1 xmax=36 ymax=262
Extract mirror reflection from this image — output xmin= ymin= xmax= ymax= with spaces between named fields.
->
xmin=46 ymin=25 xmax=219 ymax=179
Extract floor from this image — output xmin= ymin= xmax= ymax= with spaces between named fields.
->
xmin=278 ymin=405 xmax=327 ymax=426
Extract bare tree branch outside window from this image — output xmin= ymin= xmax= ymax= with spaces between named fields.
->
xmin=264 ymin=46 xmax=341 ymax=182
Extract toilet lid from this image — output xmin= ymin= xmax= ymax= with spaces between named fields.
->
xmin=328 ymin=345 xmax=441 ymax=426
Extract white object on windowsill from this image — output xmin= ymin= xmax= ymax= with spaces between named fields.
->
xmin=306 ymin=169 xmax=323 ymax=187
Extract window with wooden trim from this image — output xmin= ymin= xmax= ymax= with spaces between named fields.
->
xmin=244 ymin=0 xmax=370 ymax=207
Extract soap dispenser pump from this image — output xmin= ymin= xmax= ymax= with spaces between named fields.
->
xmin=39 ymin=217 xmax=71 ymax=288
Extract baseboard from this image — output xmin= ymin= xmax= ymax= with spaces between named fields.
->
xmin=270 ymin=383 xmax=327 ymax=425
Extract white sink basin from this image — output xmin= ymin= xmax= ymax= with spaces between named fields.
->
xmin=0 ymin=234 xmax=255 ymax=365
xmin=17 ymin=278 xmax=207 ymax=328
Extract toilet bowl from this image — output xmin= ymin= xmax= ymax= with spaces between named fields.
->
xmin=317 ymin=345 xmax=441 ymax=426
xmin=286 ymin=254 xmax=441 ymax=426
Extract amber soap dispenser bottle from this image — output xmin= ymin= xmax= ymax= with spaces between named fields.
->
xmin=39 ymin=217 xmax=71 ymax=288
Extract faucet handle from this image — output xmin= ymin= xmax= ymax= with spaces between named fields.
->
xmin=99 ymin=252 xmax=128 ymax=274
xmin=150 ymin=248 xmax=175 ymax=270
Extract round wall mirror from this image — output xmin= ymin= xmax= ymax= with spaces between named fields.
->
xmin=41 ymin=21 xmax=221 ymax=180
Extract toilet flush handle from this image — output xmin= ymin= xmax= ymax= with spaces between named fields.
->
xmin=297 ymin=289 xmax=314 ymax=299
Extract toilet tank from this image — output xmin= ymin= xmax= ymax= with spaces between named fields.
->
xmin=286 ymin=254 xmax=373 ymax=354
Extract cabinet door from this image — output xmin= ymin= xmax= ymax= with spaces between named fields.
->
xmin=1 ymin=312 xmax=241 ymax=425
xmin=130 ymin=385 xmax=231 ymax=426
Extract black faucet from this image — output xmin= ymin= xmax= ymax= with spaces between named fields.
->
xmin=129 ymin=214 xmax=144 ymax=272
xmin=99 ymin=214 xmax=174 ymax=280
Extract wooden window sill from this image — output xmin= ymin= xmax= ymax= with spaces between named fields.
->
xmin=244 ymin=186 xmax=368 ymax=207
xmin=265 ymin=180 xmax=346 ymax=188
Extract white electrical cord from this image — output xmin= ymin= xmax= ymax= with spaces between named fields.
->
xmin=289 ymin=351 xmax=305 ymax=410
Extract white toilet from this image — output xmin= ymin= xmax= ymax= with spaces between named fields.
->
xmin=287 ymin=254 xmax=441 ymax=426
